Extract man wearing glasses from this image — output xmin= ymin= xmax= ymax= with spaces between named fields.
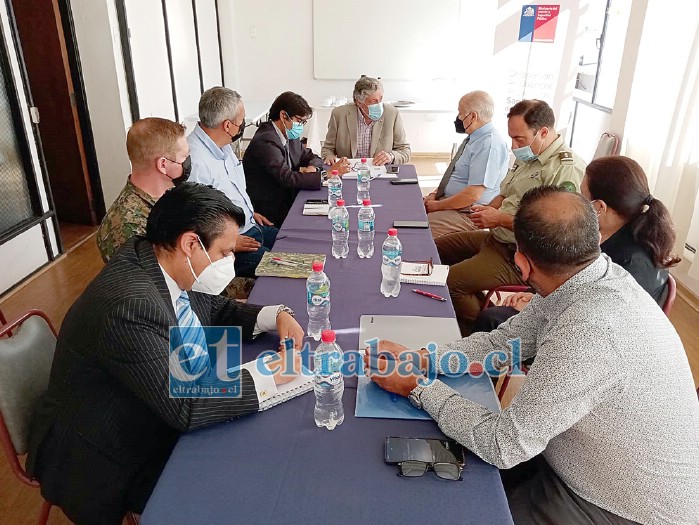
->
xmin=321 ymin=75 xmax=411 ymax=166
xmin=188 ymin=87 xmax=278 ymax=277
xmin=97 ymin=117 xmax=191 ymax=263
xmin=243 ymin=91 xmax=348 ymax=226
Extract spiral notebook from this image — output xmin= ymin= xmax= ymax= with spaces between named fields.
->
xmin=399 ymin=264 xmax=449 ymax=286
xmin=259 ymin=366 xmax=314 ymax=411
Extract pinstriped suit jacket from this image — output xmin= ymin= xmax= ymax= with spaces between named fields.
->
xmin=26 ymin=237 xmax=264 ymax=521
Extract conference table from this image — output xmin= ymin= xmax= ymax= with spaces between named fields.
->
xmin=141 ymin=166 xmax=514 ymax=525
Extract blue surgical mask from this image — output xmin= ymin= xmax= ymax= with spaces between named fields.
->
xmin=367 ymin=102 xmax=383 ymax=121
xmin=512 ymin=130 xmax=541 ymax=162
xmin=286 ymin=121 xmax=304 ymax=140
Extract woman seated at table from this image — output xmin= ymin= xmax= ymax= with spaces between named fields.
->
xmin=243 ymin=91 xmax=350 ymax=227
xmin=474 ymin=155 xmax=680 ymax=332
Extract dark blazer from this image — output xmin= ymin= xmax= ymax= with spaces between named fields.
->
xmin=26 ymin=237 xmax=263 ymax=524
xmin=601 ymin=223 xmax=669 ymax=304
xmin=243 ymin=121 xmax=324 ymax=226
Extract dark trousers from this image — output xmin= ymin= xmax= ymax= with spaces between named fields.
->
xmin=234 ymin=224 xmax=278 ymax=277
xmin=502 ymin=457 xmax=640 ymax=525
xmin=473 ymin=305 xmax=519 ymax=332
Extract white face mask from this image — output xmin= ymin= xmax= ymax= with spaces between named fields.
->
xmin=187 ymin=236 xmax=236 ymax=295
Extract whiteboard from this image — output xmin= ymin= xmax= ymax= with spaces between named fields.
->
xmin=313 ymin=0 xmax=460 ymax=80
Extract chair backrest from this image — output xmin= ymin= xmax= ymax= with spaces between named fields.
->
xmin=482 ymin=285 xmax=531 ymax=310
xmin=0 ymin=311 xmax=56 ymax=464
xmin=662 ymin=274 xmax=677 ymax=316
xmin=592 ymin=132 xmax=620 ymax=160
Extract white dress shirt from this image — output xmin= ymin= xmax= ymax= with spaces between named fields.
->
xmin=159 ymin=265 xmax=280 ymax=403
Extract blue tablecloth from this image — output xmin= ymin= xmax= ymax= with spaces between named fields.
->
xmin=141 ymin=167 xmax=514 ymax=525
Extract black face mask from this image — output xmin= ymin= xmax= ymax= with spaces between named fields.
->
xmin=228 ymin=120 xmax=246 ymax=143
xmin=454 ymin=114 xmax=466 ymax=134
xmin=170 ymin=155 xmax=191 ymax=186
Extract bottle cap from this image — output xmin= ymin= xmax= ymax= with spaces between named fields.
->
xmin=362 ymin=199 xmax=371 ymax=206
xmin=337 ymin=199 xmax=345 ymax=207
xmin=312 ymin=261 xmax=324 ymax=272
xmin=360 ymin=158 xmax=367 ymax=162
xmin=321 ymin=330 xmax=336 ymax=343
xmin=388 ymin=228 xmax=398 ymax=236
xmin=331 ymin=170 xmax=339 ymax=175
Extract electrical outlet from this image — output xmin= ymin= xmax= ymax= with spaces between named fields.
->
xmin=250 ymin=26 xmax=258 ymax=38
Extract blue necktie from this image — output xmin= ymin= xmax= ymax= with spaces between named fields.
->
xmin=175 ymin=291 xmax=210 ymax=376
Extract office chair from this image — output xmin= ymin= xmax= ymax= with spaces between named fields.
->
xmin=0 ymin=310 xmax=139 ymax=525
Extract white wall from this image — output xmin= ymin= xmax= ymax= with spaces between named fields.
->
xmin=220 ymin=0 xmax=587 ymax=152
xmin=70 ymin=0 xmax=132 ymax=208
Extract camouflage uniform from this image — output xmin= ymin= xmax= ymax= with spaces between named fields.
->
xmin=96 ymin=178 xmax=156 ymax=263
xmin=95 ymin=178 xmax=256 ymax=299
xmin=436 ymin=136 xmax=586 ymax=333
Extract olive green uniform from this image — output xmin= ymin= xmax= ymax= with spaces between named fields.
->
xmin=436 ymin=135 xmax=586 ymax=333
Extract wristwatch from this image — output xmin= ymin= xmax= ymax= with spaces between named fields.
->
xmin=408 ymin=383 xmax=427 ymax=409
xmin=275 ymin=305 xmax=295 ymax=318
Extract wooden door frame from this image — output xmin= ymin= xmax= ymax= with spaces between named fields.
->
xmin=3 ymin=0 xmax=105 ymax=253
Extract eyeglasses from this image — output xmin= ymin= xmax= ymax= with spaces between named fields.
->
xmin=397 ymin=460 xmax=463 ymax=481
xmin=284 ymin=112 xmax=308 ymax=125
xmin=165 ymin=155 xmax=190 ymax=166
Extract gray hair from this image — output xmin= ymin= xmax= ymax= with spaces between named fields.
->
xmin=463 ymin=90 xmax=495 ymax=121
xmin=353 ymin=76 xmax=383 ymax=103
xmin=199 ymin=87 xmax=242 ymax=128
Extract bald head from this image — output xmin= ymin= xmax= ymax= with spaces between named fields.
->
xmin=459 ymin=91 xmax=494 ymax=122
xmin=514 ymin=186 xmax=601 ymax=274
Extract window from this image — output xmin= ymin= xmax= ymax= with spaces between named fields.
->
xmin=574 ymin=0 xmax=631 ymax=109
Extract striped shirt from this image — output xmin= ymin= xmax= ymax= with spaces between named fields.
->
xmin=420 ymin=255 xmax=699 ymax=524
xmin=356 ymin=106 xmax=374 ymax=159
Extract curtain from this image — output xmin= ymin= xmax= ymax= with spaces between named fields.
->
xmin=621 ymin=1 xmax=699 ymax=277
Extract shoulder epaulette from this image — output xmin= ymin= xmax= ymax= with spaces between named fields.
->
xmin=559 ymin=151 xmax=574 ymax=163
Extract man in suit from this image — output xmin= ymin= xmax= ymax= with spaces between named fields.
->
xmin=188 ymin=86 xmax=277 ymax=277
xmin=243 ymin=91 xmax=348 ymax=226
xmin=26 ymin=183 xmax=304 ymax=525
xmin=321 ymin=75 xmax=411 ymax=165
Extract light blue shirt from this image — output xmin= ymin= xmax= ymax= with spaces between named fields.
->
xmin=444 ymin=122 xmax=509 ymax=205
xmin=188 ymin=124 xmax=257 ymax=234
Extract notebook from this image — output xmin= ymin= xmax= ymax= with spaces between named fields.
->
xmin=259 ymin=366 xmax=314 ymax=411
xmin=303 ymin=200 xmax=330 ymax=216
xmin=399 ymin=263 xmax=449 ymax=286
xmin=340 ymin=158 xmax=398 ymax=180
xmin=354 ymin=315 xmax=500 ymax=419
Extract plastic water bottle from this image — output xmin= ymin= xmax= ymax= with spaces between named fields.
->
xmin=357 ymin=199 xmax=375 ymax=258
xmin=327 ymin=169 xmax=342 ymax=217
xmin=314 ymin=330 xmax=344 ymax=430
xmin=306 ymin=261 xmax=331 ymax=340
xmin=381 ymin=228 xmax=402 ymax=297
xmin=330 ymin=199 xmax=349 ymax=259
xmin=356 ymin=157 xmax=371 ymax=204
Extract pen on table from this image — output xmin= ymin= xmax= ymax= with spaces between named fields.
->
xmin=412 ymin=289 xmax=447 ymax=302
xmin=271 ymin=257 xmax=303 ymax=267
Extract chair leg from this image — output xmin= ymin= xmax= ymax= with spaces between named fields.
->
xmin=37 ymin=500 xmax=52 ymax=525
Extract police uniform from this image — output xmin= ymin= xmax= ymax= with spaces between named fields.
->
xmin=96 ymin=178 xmax=155 ymax=263
xmin=436 ymin=135 xmax=586 ymax=334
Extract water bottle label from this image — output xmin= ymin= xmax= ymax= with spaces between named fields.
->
xmin=382 ymin=253 xmax=402 ymax=267
xmin=332 ymin=217 xmax=349 ymax=232
xmin=358 ymin=219 xmax=375 ymax=232
xmin=307 ymin=291 xmax=329 ymax=306
xmin=329 ymin=187 xmax=342 ymax=198
xmin=315 ymin=371 xmax=342 ymax=387
xmin=358 ymin=171 xmax=371 ymax=183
